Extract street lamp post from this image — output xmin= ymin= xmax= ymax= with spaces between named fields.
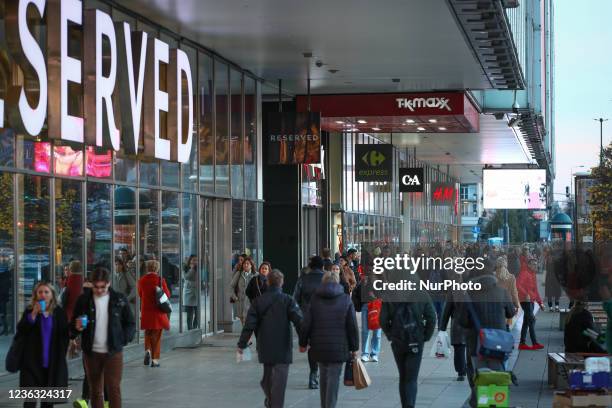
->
xmin=594 ymin=118 xmax=608 ymax=166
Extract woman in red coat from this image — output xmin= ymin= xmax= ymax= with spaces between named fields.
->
xmin=517 ymin=258 xmax=544 ymax=351
xmin=138 ymin=260 xmax=170 ymax=367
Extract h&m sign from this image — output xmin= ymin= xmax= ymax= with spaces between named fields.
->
xmin=1 ymin=0 xmax=194 ymax=163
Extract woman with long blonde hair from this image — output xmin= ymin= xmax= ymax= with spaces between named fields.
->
xmin=14 ymin=282 xmax=70 ymax=405
xmin=495 ymin=256 xmax=520 ymax=315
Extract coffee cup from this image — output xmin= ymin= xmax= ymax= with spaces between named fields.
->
xmin=81 ymin=315 xmax=88 ymax=329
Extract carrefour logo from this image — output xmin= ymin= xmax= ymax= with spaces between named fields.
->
xmin=396 ymin=97 xmax=451 ymax=112
xmin=362 ymin=150 xmax=386 ymax=167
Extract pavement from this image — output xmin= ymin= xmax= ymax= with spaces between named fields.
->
xmin=0 ymin=276 xmax=568 ymax=407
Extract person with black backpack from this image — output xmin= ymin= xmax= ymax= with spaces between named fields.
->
xmin=380 ymin=290 xmax=436 ymax=408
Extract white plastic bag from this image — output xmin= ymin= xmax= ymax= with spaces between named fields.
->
xmin=236 ymin=347 xmax=252 ymax=363
xmin=430 ymin=330 xmax=452 ymax=359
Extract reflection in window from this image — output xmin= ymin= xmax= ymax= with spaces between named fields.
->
xmin=54 ymin=144 xmax=83 ymax=176
xmin=232 ymin=200 xmax=244 ymax=258
xmin=215 ymin=61 xmax=229 ymax=195
xmin=200 ymin=198 xmax=212 ymax=333
xmin=55 ymin=179 xmax=83 ymax=272
xmin=181 ymin=45 xmax=198 ymax=192
xmin=18 ymin=139 xmax=51 ymax=173
xmin=161 ymin=192 xmax=180 ymax=334
xmin=86 ymin=147 xmax=112 ymax=178
xmin=16 ymin=174 xmax=50 ymax=317
xmin=139 ymin=189 xmax=160 ymax=275
xmin=0 ymin=172 xmax=14 ymax=340
xmin=245 ymin=201 xmax=258 ymax=265
xmin=0 ymin=129 xmax=15 ymax=167
xmin=244 ymin=78 xmax=257 ymax=199
xmin=230 ymin=69 xmax=243 ymax=198
xmin=199 ymin=52 xmax=214 ymax=193
xmin=113 ymin=186 xmax=138 ymax=326
xmin=182 ymin=194 xmax=199 ymax=331
xmin=87 ymin=183 xmax=111 ymax=274
xmin=114 ymin=150 xmax=137 ymax=183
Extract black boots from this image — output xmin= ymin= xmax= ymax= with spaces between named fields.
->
xmin=308 ymin=371 xmax=319 ymax=389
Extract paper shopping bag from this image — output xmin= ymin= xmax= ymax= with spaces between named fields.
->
xmin=353 ymin=357 xmax=372 ymax=390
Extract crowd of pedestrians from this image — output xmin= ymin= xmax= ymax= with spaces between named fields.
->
xmin=6 ymin=241 xmax=610 ymax=408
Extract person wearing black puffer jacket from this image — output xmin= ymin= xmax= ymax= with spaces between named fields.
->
xmin=293 ymin=256 xmax=326 ymax=389
xmin=299 ymin=271 xmax=359 ymax=408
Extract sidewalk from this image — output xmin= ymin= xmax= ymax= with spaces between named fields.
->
xmin=0 ymin=318 xmax=471 ymax=407
xmin=509 ymin=308 xmax=564 ymax=408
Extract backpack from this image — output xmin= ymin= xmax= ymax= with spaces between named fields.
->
xmin=389 ymin=303 xmax=423 ymax=353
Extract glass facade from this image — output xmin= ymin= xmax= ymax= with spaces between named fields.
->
xmin=340 ymin=133 xmax=402 ymax=251
xmin=335 ymin=132 xmax=459 ymax=252
xmin=0 ymin=0 xmax=262 ymax=371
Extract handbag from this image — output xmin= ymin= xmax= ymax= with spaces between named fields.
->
xmin=367 ymin=299 xmax=382 ymax=330
xmin=466 ymin=298 xmax=513 ymax=361
xmin=156 ymin=276 xmax=172 ymax=314
xmin=352 ymin=357 xmax=372 ymax=390
xmin=343 ymin=360 xmax=354 ymax=386
xmin=5 ymin=332 xmax=25 ymax=373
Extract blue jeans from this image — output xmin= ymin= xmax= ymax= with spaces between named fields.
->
xmin=361 ymin=304 xmax=381 ymax=357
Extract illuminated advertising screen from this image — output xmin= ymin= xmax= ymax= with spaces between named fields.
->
xmin=483 ymin=169 xmax=547 ymax=209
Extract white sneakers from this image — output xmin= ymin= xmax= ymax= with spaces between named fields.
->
xmin=361 ymin=354 xmax=379 ymax=363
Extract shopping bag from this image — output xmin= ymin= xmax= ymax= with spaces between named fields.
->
xmin=236 ymin=347 xmax=252 ymax=363
xmin=367 ymin=299 xmax=382 ymax=330
xmin=343 ymin=360 xmax=354 ymax=386
xmin=429 ymin=330 xmax=452 ymax=359
xmin=353 ymin=358 xmax=372 ymax=390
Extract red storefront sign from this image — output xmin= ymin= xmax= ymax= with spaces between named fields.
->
xmin=296 ymin=92 xmax=479 ymax=133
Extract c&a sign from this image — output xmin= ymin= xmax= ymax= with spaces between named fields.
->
xmin=1 ymin=0 xmax=194 ymax=163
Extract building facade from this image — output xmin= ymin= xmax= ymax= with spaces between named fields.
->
xmin=0 ymin=0 xmax=263 ymax=370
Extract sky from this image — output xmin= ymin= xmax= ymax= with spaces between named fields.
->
xmin=554 ymin=0 xmax=612 ymax=196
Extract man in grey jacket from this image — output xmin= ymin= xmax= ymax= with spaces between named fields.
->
xmin=238 ymin=270 xmax=302 ymax=408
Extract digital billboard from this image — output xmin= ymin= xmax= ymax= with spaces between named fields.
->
xmin=483 ymin=169 xmax=547 ymax=209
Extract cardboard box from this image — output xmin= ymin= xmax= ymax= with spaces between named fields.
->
xmin=477 ymin=385 xmax=509 ymax=407
xmin=553 ymin=391 xmax=611 ymax=407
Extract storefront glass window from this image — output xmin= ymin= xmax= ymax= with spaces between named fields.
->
xmin=215 ymin=61 xmax=230 ymax=195
xmin=244 ymin=78 xmax=257 ymax=199
xmin=0 ymin=129 xmax=15 ymax=167
xmin=200 ymin=198 xmax=212 ymax=333
xmin=199 ymin=52 xmax=214 ymax=194
xmin=86 ymin=183 xmax=112 ymax=273
xmin=181 ymin=44 xmax=198 ymax=192
xmin=139 ymin=189 xmax=160 ymax=274
xmin=230 ymin=69 xmax=243 ymax=198
xmin=245 ymin=201 xmax=258 ymax=266
xmin=232 ymin=200 xmax=244 ymax=258
xmin=0 ymin=172 xmax=15 ymax=344
xmin=161 ymin=191 xmax=180 ymax=335
xmin=16 ymin=174 xmax=50 ymax=319
xmin=55 ymin=179 xmax=83 ymax=272
xmin=182 ymin=194 xmax=199 ymax=331
xmin=113 ymin=186 xmax=138 ymax=328
xmin=160 ymin=34 xmax=180 ymax=189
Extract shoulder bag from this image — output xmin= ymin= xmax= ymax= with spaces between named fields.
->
xmin=466 ymin=297 xmax=513 ymax=361
xmin=156 ymin=276 xmax=172 ymax=314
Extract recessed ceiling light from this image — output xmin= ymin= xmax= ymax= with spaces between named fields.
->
xmin=438 ymin=127 xmax=447 ymax=131
xmin=352 ymin=128 xmax=359 ymax=132
xmin=405 ymin=119 xmax=415 ymax=124
xmin=335 ymin=120 xmax=344 ymax=124
xmin=417 ymin=127 xmax=425 ymax=131
xmin=428 ymin=119 xmax=438 ymax=123
xmin=372 ymin=127 xmax=381 ymax=131
xmin=357 ymin=120 xmax=367 ymax=124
